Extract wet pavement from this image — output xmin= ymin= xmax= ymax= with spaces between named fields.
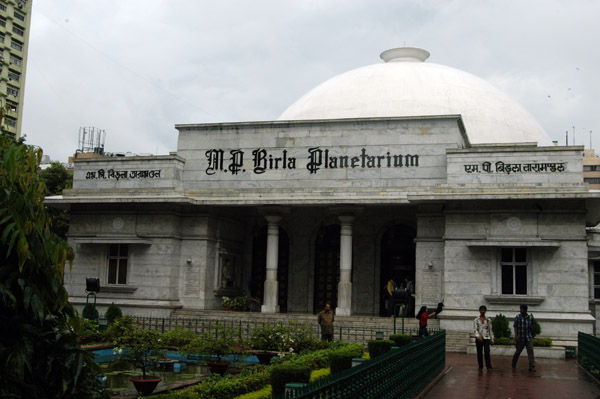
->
xmin=423 ymin=352 xmax=600 ymax=399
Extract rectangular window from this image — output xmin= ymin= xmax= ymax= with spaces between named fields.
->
xmin=6 ymin=100 xmax=17 ymax=112
xmin=11 ymin=39 xmax=22 ymax=51
xmin=0 ymin=17 xmax=6 ymax=27
xmin=9 ymin=54 xmax=22 ymax=67
xmin=594 ymin=262 xmax=600 ymax=299
xmin=219 ymin=251 xmax=240 ymax=289
xmin=501 ymin=247 xmax=527 ymax=295
xmin=12 ymin=24 xmax=24 ymax=36
xmin=5 ymin=116 xmax=16 ymax=127
xmin=8 ymin=70 xmax=19 ymax=82
xmin=0 ymin=34 xmax=4 ymax=43
xmin=13 ymin=11 xmax=25 ymax=21
xmin=0 ymin=4 xmax=6 ymax=12
xmin=6 ymin=85 xmax=18 ymax=97
xmin=108 ymin=244 xmax=128 ymax=285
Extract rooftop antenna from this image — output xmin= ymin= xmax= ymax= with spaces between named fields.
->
xmin=566 ymin=130 xmax=568 ymax=146
xmin=573 ymin=126 xmax=575 ymax=145
xmin=591 ymin=130 xmax=593 ymax=151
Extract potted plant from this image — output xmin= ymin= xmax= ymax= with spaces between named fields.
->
xmin=115 ymin=328 xmax=165 ymax=396
xmin=182 ymin=327 xmax=245 ymax=375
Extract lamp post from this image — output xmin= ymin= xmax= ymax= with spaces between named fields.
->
xmin=85 ymin=277 xmax=100 ymax=315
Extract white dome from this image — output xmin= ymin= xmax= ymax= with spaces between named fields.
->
xmin=279 ymin=47 xmax=552 ymax=146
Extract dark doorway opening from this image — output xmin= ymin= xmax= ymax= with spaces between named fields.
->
xmin=313 ymin=224 xmax=340 ymax=314
xmin=251 ymin=226 xmax=289 ymax=313
xmin=380 ymin=225 xmax=416 ymax=317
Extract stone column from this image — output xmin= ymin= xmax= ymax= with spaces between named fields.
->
xmin=261 ymin=215 xmax=281 ymax=313
xmin=336 ymin=215 xmax=355 ymax=316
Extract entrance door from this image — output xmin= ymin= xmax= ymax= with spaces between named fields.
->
xmin=251 ymin=226 xmax=289 ymax=313
xmin=313 ymin=224 xmax=341 ymax=314
xmin=380 ymin=225 xmax=416 ymax=316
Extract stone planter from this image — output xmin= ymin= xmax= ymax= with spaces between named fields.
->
xmin=207 ymin=361 xmax=230 ymax=375
xmin=130 ymin=376 xmax=161 ymax=396
xmin=252 ymin=350 xmax=278 ymax=365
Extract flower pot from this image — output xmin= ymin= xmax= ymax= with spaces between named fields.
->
xmin=207 ymin=361 xmax=230 ymax=375
xmin=252 ymin=350 xmax=278 ymax=365
xmin=130 ymin=376 xmax=161 ymax=396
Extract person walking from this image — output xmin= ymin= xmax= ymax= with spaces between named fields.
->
xmin=317 ymin=303 xmax=334 ymax=341
xmin=474 ymin=305 xmax=494 ymax=370
xmin=512 ymin=304 xmax=535 ymax=371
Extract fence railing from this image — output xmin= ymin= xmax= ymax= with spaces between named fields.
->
xmin=284 ymin=330 xmax=446 ymax=399
xmin=130 ymin=316 xmax=434 ymax=346
xmin=578 ymin=332 xmax=600 ymax=373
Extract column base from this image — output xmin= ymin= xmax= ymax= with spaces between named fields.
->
xmin=336 ymin=281 xmax=352 ymax=316
xmin=261 ymin=304 xmax=280 ymax=313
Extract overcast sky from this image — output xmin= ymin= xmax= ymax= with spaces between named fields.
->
xmin=22 ymin=0 xmax=600 ymax=163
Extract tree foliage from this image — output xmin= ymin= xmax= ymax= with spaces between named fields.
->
xmin=39 ymin=161 xmax=72 ymax=239
xmin=0 ymin=133 xmax=105 ymax=398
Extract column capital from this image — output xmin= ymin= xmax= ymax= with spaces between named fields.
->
xmin=338 ymin=215 xmax=355 ymax=225
xmin=265 ymin=215 xmax=282 ymax=224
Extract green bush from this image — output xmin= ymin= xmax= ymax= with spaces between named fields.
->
xmin=234 ymin=385 xmax=272 ymax=399
xmin=367 ymin=340 xmax=394 ymax=359
xmin=533 ymin=337 xmax=552 ymax=347
xmin=495 ymin=337 xmax=513 ymax=345
xmin=389 ymin=334 xmax=412 ymax=347
xmin=270 ymin=364 xmax=311 ymax=396
xmin=162 ymin=326 xmax=196 ymax=348
xmin=105 ymin=303 xmax=122 ymax=325
xmin=329 ymin=352 xmax=353 ymax=374
xmin=492 ymin=314 xmax=511 ymax=339
xmin=532 ymin=317 xmax=541 ymax=337
xmin=310 ymin=368 xmax=331 ymax=382
xmin=82 ymin=303 xmax=99 ymax=320
xmin=249 ymin=321 xmax=321 ymax=353
xmin=105 ymin=314 xmax=136 ymax=342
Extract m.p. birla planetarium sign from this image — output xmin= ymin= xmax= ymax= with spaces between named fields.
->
xmin=204 ymin=147 xmax=420 ymax=175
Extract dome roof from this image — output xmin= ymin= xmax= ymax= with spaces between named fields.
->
xmin=278 ymin=47 xmax=552 ymax=146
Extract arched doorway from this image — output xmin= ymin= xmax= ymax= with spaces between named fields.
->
xmin=313 ymin=224 xmax=341 ymax=314
xmin=380 ymin=225 xmax=416 ymax=316
xmin=251 ymin=226 xmax=289 ymax=313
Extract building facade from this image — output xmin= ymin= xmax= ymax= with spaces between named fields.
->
xmin=52 ymin=47 xmax=599 ymax=342
xmin=0 ymin=0 xmax=32 ymax=139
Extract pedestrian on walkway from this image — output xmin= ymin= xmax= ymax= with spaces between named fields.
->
xmin=474 ymin=305 xmax=494 ymax=370
xmin=512 ymin=304 xmax=535 ymax=371
xmin=416 ymin=305 xmax=437 ymax=338
xmin=317 ymin=303 xmax=334 ymax=341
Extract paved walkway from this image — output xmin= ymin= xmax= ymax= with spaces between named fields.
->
xmin=424 ymin=352 xmax=600 ymax=399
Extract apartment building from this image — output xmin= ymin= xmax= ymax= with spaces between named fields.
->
xmin=0 ymin=0 xmax=32 ymax=139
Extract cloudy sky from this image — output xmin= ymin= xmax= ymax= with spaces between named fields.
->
xmin=22 ymin=0 xmax=599 ymax=162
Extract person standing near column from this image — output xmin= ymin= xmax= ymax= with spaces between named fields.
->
xmin=317 ymin=303 xmax=334 ymax=341
xmin=512 ymin=304 xmax=535 ymax=371
xmin=474 ymin=305 xmax=494 ymax=370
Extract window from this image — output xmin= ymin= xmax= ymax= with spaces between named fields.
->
xmin=595 ymin=262 xmax=600 ymax=299
xmin=12 ymin=24 xmax=24 ymax=36
xmin=501 ymin=247 xmax=527 ymax=295
xmin=0 ymin=34 xmax=4 ymax=43
xmin=8 ymin=70 xmax=19 ymax=82
xmin=5 ymin=116 xmax=16 ymax=127
xmin=0 ymin=17 xmax=5 ymax=27
xmin=6 ymin=85 xmax=18 ymax=97
xmin=13 ymin=11 xmax=25 ymax=21
xmin=0 ymin=4 xmax=6 ymax=12
xmin=9 ymin=54 xmax=21 ymax=67
xmin=6 ymin=100 xmax=17 ymax=111
xmin=585 ymin=178 xmax=600 ymax=184
xmin=10 ymin=39 xmax=22 ymax=51
xmin=108 ymin=244 xmax=128 ymax=284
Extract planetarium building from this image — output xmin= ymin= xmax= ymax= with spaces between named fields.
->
xmin=54 ymin=47 xmax=600 ymax=342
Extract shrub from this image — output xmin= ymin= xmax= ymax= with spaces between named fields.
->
xmin=494 ymin=337 xmax=513 ymax=346
xmin=532 ymin=317 xmax=541 ymax=337
xmin=492 ymin=314 xmax=511 ymax=339
xmin=249 ymin=321 xmax=321 ymax=353
xmin=270 ymin=364 xmax=311 ymax=396
xmin=106 ymin=314 xmax=136 ymax=342
xmin=367 ymin=340 xmax=394 ymax=359
xmin=105 ymin=302 xmax=122 ymax=325
xmin=234 ymin=385 xmax=272 ymax=399
xmin=310 ymin=368 xmax=331 ymax=382
xmin=389 ymin=334 xmax=412 ymax=347
xmin=182 ymin=328 xmax=245 ymax=362
xmin=329 ymin=352 xmax=353 ymax=374
xmin=82 ymin=303 xmax=99 ymax=321
xmin=162 ymin=326 xmax=196 ymax=348
xmin=533 ymin=337 xmax=552 ymax=347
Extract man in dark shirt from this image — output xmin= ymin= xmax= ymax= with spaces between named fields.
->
xmin=512 ymin=304 xmax=535 ymax=371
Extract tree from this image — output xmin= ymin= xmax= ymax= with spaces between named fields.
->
xmin=0 ymin=132 xmax=105 ymax=398
xmin=39 ymin=162 xmax=73 ymax=239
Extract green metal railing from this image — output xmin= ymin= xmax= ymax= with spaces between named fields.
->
xmin=130 ymin=316 xmax=431 ymax=346
xmin=285 ymin=330 xmax=446 ymax=399
xmin=578 ymin=332 xmax=600 ymax=372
